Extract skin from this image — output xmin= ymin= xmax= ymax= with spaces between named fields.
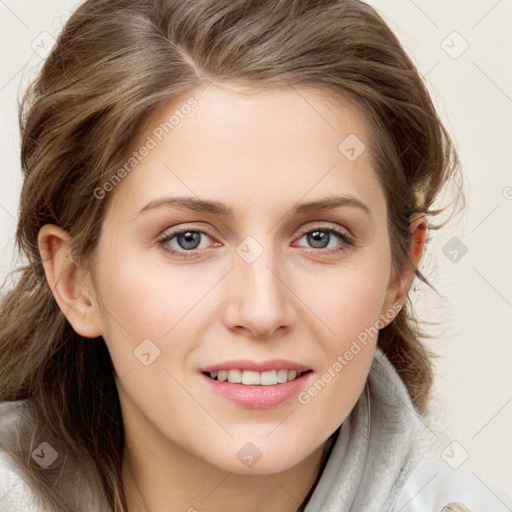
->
xmin=39 ymin=83 xmax=427 ymax=512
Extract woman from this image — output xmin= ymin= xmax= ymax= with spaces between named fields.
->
xmin=0 ymin=1 xmax=510 ymax=511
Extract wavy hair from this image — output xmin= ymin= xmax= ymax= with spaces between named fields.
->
xmin=0 ymin=0 xmax=463 ymax=510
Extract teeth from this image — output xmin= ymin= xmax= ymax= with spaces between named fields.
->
xmin=227 ymin=369 xmax=242 ymax=383
xmin=208 ymin=369 xmax=304 ymax=385
xmin=260 ymin=370 xmax=277 ymax=386
xmin=277 ymin=369 xmax=288 ymax=383
xmin=242 ymin=370 xmax=260 ymax=385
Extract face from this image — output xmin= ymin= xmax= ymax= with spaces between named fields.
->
xmin=87 ymin=83 xmax=401 ymax=475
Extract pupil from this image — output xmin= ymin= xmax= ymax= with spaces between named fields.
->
xmin=175 ymin=230 xmax=330 ymax=251
xmin=307 ymin=230 xmax=329 ymax=249
xmin=178 ymin=231 xmax=200 ymax=250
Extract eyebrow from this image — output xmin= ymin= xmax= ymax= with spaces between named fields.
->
xmin=136 ymin=194 xmax=373 ymax=219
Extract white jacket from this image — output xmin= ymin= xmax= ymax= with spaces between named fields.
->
xmin=1 ymin=348 xmax=511 ymax=511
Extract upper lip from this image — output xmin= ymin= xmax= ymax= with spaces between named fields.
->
xmin=201 ymin=359 xmax=312 ymax=373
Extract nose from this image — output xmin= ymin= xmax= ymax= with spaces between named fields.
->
xmin=221 ymin=239 xmax=296 ymax=339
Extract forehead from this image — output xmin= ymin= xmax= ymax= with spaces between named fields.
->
xmin=104 ymin=83 xmax=385 ymax=222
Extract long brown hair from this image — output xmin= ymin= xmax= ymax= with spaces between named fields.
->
xmin=0 ymin=0 xmax=463 ymax=510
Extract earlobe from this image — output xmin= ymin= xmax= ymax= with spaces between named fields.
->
xmin=38 ymin=224 xmax=103 ymax=338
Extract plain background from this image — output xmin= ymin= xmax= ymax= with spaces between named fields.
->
xmin=0 ymin=0 xmax=511 ymax=496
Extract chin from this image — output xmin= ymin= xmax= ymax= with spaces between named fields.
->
xmin=201 ymin=439 xmax=317 ymax=476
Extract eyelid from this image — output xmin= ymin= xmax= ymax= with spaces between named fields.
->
xmin=156 ymin=221 xmax=354 ymax=260
xmin=292 ymin=224 xmax=355 ymax=254
xmin=158 ymin=224 xmax=216 ymax=240
xmin=157 ymin=221 xmax=352 ymax=244
xmin=295 ymin=222 xmax=352 ymax=239
xmin=156 ymin=227 xmax=219 ymax=260
xmin=157 ymin=225 xmax=219 ymax=250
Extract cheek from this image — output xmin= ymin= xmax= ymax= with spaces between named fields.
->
xmin=296 ymin=246 xmax=392 ymax=402
xmin=301 ymin=247 xmax=392 ymax=340
xmin=295 ymin=271 xmax=388 ymax=434
xmin=93 ymin=253 xmax=216 ymax=374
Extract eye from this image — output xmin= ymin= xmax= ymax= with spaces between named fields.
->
xmin=157 ymin=224 xmax=354 ymax=260
xmin=157 ymin=228 xmax=218 ymax=259
xmin=294 ymin=225 xmax=354 ymax=254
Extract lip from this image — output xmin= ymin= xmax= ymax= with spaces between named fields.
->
xmin=200 ymin=365 xmax=313 ymax=409
xmin=201 ymin=359 xmax=312 ymax=373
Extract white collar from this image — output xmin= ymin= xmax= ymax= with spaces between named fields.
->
xmin=304 ymin=347 xmax=423 ymax=511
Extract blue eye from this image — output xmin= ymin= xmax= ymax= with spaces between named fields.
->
xmin=299 ymin=227 xmax=354 ymax=254
xmin=295 ymin=227 xmax=353 ymax=251
xmin=158 ymin=229 xmax=215 ymax=259
xmin=157 ymin=225 xmax=354 ymax=260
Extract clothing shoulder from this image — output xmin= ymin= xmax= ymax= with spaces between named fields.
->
xmin=0 ymin=400 xmax=108 ymax=512
xmin=395 ymin=459 xmax=512 ymax=512
xmin=0 ymin=450 xmax=44 ymax=512
xmin=0 ymin=400 xmax=45 ymax=512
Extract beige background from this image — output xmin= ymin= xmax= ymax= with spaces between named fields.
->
xmin=0 ymin=0 xmax=511 ymax=495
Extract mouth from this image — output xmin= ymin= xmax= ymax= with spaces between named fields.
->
xmin=199 ymin=360 xmax=314 ymax=408
xmin=202 ymin=369 xmax=312 ymax=385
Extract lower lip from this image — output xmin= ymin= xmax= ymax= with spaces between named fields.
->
xmin=200 ymin=372 xmax=312 ymax=409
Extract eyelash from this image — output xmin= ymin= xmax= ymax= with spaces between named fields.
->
xmin=157 ymin=225 xmax=354 ymax=260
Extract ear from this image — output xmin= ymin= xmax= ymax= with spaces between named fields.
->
xmin=38 ymin=224 xmax=103 ymax=338
xmin=379 ymin=212 xmax=428 ymax=326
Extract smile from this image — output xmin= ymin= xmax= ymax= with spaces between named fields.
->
xmin=205 ymin=369 xmax=310 ymax=385
xmin=200 ymin=359 xmax=314 ymax=408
